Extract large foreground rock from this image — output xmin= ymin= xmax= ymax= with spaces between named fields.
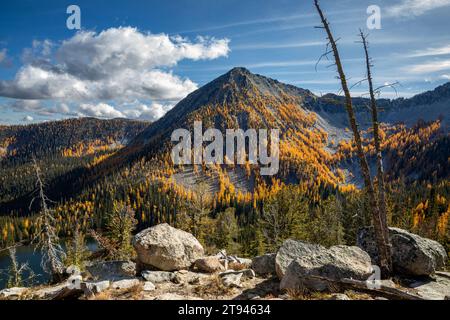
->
xmin=275 ymin=239 xmax=327 ymax=279
xmin=133 ymin=223 xmax=204 ymax=271
xmin=280 ymin=245 xmax=373 ymax=292
xmin=357 ymin=227 xmax=447 ymax=276
xmin=409 ymin=272 xmax=450 ymax=300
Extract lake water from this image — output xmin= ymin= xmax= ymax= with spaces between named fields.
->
xmin=0 ymin=239 xmax=98 ymax=289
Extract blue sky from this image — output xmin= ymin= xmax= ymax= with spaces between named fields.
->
xmin=1 ymin=0 xmax=450 ymax=124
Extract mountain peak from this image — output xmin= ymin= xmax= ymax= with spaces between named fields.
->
xmin=227 ymin=66 xmax=251 ymax=75
xmin=217 ymin=66 xmax=254 ymax=90
xmin=209 ymin=67 xmax=314 ymax=102
xmin=130 ymin=67 xmax=317 ymax=146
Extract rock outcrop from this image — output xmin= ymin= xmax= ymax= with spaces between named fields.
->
xmin=280 ymin=245 xmax=373 ymax=292
xmin=1 ymin=226 xmax=448 ymax=300
xmin=133 ymin=223 xmax=204 ymax=271
xmin=357 ymin=227 xmax=447 ymax=276
xmin=409 ymin=271 xmax=450 ymax=300
xmin=275 ymin=239 xmax=327 ymax=279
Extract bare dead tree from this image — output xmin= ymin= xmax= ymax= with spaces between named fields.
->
xmin=313 ymin=0 xmax=392 ymax=276
xmin=4 ymin=246 xmax=37 ymax=288
xmin=31 ymin=156 xmax=66 ymax=283
xmin=359 ymin=30 xmax=392 ymax=266
xmin=7 ymin=247 xmax=21 ymax=287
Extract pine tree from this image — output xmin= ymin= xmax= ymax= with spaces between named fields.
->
xmin=258 ymin=186 xmax=308 ymax=252
xmin=92 ymin=202 xmax=137 ymax=260
xmin=182 ymin=182 xmax=212 ymax=241
xmin=214 ymin=208 xmax=240 ymax=253
xmin=64 ymin=224 xmax=90 ymax=270
xmin=6 ymin=246 xmax=36 ymax=288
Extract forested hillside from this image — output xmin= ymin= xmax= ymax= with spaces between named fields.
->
xmin=0 ymin=118 xmax=148 ymax=204
xmin=0 ymin=69 xmax=448 ymax=260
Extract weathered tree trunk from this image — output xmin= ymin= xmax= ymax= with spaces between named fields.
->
xmin=308 ymin=275 xmax=425 ymax=300
xmin=7 ymin=247 xmax=21 ymax=288
xmin=359 ymin=30 xmax=392 ymax=270
xmin=32 ymin=157 xmax=66 ymax=283
xmin=314 ymin=0 xmax=392 ymax=277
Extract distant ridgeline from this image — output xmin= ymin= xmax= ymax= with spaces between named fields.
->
xmin=0 ymin=68 xmax=448 ymax=256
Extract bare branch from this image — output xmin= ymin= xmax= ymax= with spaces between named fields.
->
xmin=315 ymin=49 xmax=333 ymax=71
xmin=350 ymin=78 xmax=368 ymax=90
xmin=374 ymin=81 xmax=400 ymax=97
xmin=314 ymin=0 xmax=392 ymax=277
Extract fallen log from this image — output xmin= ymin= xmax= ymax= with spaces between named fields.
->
xmin=340 ymin=278 xmax=424 ymax=300
xmin=435 ymin=271 xmax=450 ymax=279
xmin=51 ymin=287 xmax=84 ymax=300
xmin=305 ymin=275 xmax=425 ymax=300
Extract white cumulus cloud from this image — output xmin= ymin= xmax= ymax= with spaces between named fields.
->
xmin=386 ymin=0 xmax=450 ymax=17
xmin=136 ymin=102 xmax=174 ymax=121
xmin=120 ymin=102 xmax=173 ymax=121
xmin=0 ymin=27 xmax=230 ymax=120
xmin=78 ymin=103 xmax=125 ymax=118
xmin=57 ymin=29 xmax=229 ymax=81
xmin=22 ymin=115 xmax=34 ymax=122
